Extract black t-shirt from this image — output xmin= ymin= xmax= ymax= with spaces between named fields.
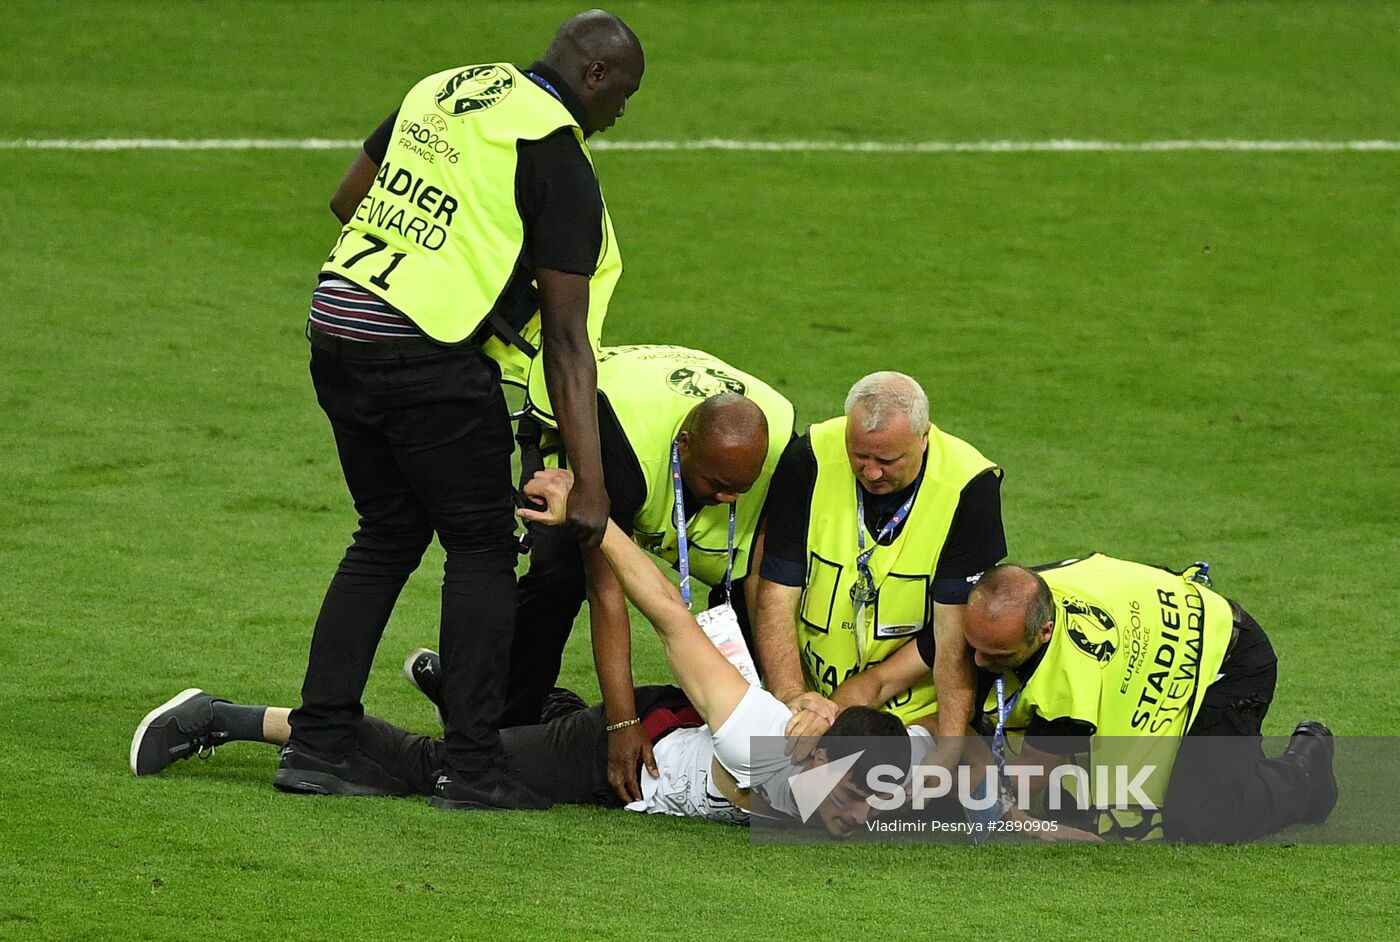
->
xmin=361 ymin=63 xmax=604 ymax=335
xmin=594 ymin=394 xmax=647 ymax=535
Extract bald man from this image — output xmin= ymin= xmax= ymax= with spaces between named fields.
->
xmin=962 ymin=559 xmax=1336 ymax=842
xmin=505 ymin=345 xmax=795 ymax=802
xmin=287 ymin=11 xmax=643 ymax=810
xmin=753 ymin=372 xmax=1005 ymax=755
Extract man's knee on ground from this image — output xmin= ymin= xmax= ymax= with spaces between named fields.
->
xmin=1162 ymin=783 xmax=1279 ymax=844
xmin=1163 ymin=806 xmax=1263 ymax=844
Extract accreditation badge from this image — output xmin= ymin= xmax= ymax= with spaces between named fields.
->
xmin=696 ymin=603 xmax=761 ymax=688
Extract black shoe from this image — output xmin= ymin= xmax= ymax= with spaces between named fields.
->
xmin=1283 ymin=720 xmax=1337 ymax=824
xmin=430 ymin=767 xmax=553 ymax=811
xmin=130 ymin=688 xmax=229 ymax=776
xmin=403 ymin=647 xmax=445 ymax=727
xmin=274 ymin=742 xmax=416 ymax=797
xmin=540 ymin=687 xmax=589 ymax=724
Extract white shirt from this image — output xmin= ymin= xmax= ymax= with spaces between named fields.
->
xmin=625 ymin=688 xmax=935 ymax=825
xmin=626 ymin=686 xmax=794 ymax=825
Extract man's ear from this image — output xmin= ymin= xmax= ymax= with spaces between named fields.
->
xmin=676 ymin=430 xmax=691 ymax=455
xmin=585 ymin=60 xmax=607 ymax=88
xmin=808 ymin=747 xmax=829 ymax=768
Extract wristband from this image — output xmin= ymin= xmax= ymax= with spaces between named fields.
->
xmin=605 ymin=717 xmax=641 ymax=732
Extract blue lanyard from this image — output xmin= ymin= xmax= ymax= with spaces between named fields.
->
xmin=855 ymin=484 xmax=918 ymax=565
xmin=672 ymin=436 xmax=736 ymax=608
xmin=525 ymin=71 xmax=563 ymax=102
xmin=851 ymin=483 xmax=918 ymax=603
xmin=992 ymin=675 xmax=1022 ymax=779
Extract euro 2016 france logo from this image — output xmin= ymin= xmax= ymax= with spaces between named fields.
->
xmin=1063 ymin=597 xmax=1119 ymax=665
xmin=666 ymin=367 xmax=748 ymax=400
xmin=436 ymin=65 xmax=514 ymax=117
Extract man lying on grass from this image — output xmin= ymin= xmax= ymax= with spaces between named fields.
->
xmin=131 ymin=469 xmax=912 ymax=837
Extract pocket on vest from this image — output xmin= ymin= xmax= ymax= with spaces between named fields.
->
xmin=799 ymin=553 xmax=844 ymax=633
xmin=873 ymin=572 xmax=930 ymax=640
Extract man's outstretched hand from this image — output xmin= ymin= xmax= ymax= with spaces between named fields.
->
xmin=519 ymin=468 xmax=608 ymax=547
xmin=518 ymin=469 xmax=576 ymax=527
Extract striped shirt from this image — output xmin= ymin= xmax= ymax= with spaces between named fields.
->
xmin=309 ymin=278 xmax=421 ymax=341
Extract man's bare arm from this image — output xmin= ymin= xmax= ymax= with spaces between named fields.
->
xmin=749 ymin=531 xmax=836 ymax=736
xmin=536 ymin=268 xmax=608 ymax=547
xmin=520 ymin=471 xmax=750 ymax=729
xmin=752 ymin=576 xmax=807 ymax=704
xmin=586 ymin=546 xmax=657 ymax=802
xmin=742 ymin=528 xmax=766 ymax=643
xmin=784 ymin=640 xmax=928 ymax=758
xmin=830 ymin=639 xmax=929 ymax=710
xmin=931 ymin=602 xmax=976 ymax=740
xmin=587 ymin=548 xmax=637 ymax=723
xmin=330 ymin=149 xmax=378 ymax=223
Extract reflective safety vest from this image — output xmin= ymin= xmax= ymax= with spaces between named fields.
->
xmin=798 ymin=417 xmax=997 ymax=724
xmin=997 ymin=553 xmax=1236 ymax=840
xmin=321 ymin=63 xmax=621 ymax=383
xmin=530 ymin=345 xmax=794 ymax=587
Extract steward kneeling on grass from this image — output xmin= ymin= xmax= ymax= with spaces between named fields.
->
xmin=506 ymin=343 xmax=795 ymax=806
xmin=131 ymin=469 xmax=910 ymax=837
xmin=960 ymin=559 xmax=1338 ymax=843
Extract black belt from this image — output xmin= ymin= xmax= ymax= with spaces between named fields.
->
xmin=308 ymin=314 xmax=537 ymax=361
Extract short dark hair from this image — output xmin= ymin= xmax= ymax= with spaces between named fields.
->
xmin=973 ymin=564 xmax=1056 ymax=644
xmin=821 ymin=706 xmax=910 ymax=787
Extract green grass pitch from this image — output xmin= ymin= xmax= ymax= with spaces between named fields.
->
xmin=1 ymin=2 xmax=1397 ymax=939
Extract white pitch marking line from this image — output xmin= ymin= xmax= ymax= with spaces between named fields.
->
xmin=2 ymin=137 xmax=1400 ymax=153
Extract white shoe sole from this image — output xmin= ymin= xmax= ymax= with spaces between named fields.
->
xmin=130 ymin=687 xmax=206 ymax=776
xmin=402 ymin=648 xmax=443 ymax=728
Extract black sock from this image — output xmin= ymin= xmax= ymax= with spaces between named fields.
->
xmin=212 ymin=701 xmax=269 ymax=742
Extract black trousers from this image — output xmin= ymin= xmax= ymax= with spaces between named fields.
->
xmin=354 ymin=685 xmax=691 ymax=805
xmin=290 ymin=330 xmax=518 ymax=774
xmin=1162 ymin=603 xmax=1313 ymax=843
xmin=503 ymin=522 xmax=588 ymax=727
xmin=504 ymin=522 xmax=753 ymax=727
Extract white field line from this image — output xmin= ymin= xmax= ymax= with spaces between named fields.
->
xmin=3 ymin=137 xmax=1400 ymax=153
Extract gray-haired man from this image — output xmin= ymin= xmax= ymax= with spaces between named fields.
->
xmin=752 ymin=372 xmax=1006 ymax=750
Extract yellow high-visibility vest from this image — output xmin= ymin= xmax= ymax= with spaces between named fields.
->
xmin=321 ymin=63 xmax=620 ymax=382
xmin=531 ymin=345 xmax=794 ymax=586
xmin=798 ymin=416 xmax=997 ymax=723
xmin=997 ymin=554 xmax=1235 ymax=840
